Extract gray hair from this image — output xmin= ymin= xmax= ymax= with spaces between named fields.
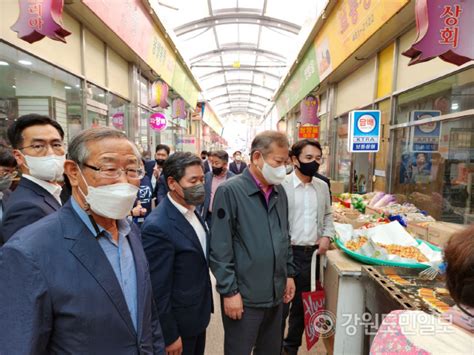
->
xmin=250 ymin=130 xmax=289 ymax=162
xmin=210 ymin=150 xmax=229 ymax=162
xmin=68 ymin=127 xmax=140 ymax=165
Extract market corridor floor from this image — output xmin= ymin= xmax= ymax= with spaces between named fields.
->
xmin=205 ymin=275 xmax=327 ymax=355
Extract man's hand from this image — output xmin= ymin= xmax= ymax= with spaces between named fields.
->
xmin=166 ymin=337 xmax=182 ymax=355
xmin=316 ymin=236 xmax=331 ymax=255
xmin=131 ymin=201 xmax=147 ymax=217
xmin=283 ymin=277 xmax=295 ymax=304
xmin=223 ymin=293 xmax=244 ymax=320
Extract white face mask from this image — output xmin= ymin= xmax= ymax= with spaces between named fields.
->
xmin=24 ymin=154 xmax=65 ymax=182
xmin=80 ymin=173 xmax=139 ymax=220
xmin=261 ymin=159 xmax=287 ymax=185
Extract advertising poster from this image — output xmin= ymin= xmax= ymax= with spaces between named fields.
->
xmin=409 ymin=110 xmax=442 ymax=153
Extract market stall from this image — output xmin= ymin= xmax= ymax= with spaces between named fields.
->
xmin=320 ymin=191 xmax=471 ymax=353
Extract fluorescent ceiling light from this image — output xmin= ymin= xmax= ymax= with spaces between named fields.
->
xmin=64 ymin=86 xmax=72 ymax=90
xmin=0 ymin=61 xmax=9 ymax=66
xmin=18 ymin=59 xmax=32 ymax=65
xmin=451 ymin=103 xmax=459 ymax=110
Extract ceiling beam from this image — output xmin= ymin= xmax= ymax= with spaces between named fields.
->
xmin=206 ymin=82 xmax=274 ymax=92
xmin=198 ymin=68 xmax=280 ymax=80
xmin=208 ymin=92 xmax=272 ymax=102
xmin=190 ymin=47 xmax=285 ymax=63
xmin=174 ymin=12 xmax=301 ymax=36
xmin=214 ymin=100 xmax=267 ymax=108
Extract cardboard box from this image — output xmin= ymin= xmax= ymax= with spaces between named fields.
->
xmin=406 ymin=221 xmax=433 ymax=241
xmin=427 ymin=222 xmax=465 ymax=248
xmin=330 ymin=180 xmax=345 ymax=195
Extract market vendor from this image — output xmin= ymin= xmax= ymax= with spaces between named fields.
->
xmin=281 ymin=139 xmax=335 ymax=355
xmin=370 ymin=226 xmax=474 ymax=353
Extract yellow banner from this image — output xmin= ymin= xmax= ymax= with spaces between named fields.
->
xmin=146 ymin=33 xmax=177 ymax=86
xmin=314 ymin=0 xmax=409 ymax=81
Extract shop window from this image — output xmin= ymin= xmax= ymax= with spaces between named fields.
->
xmin=394 ymin=68 xmax=474 ymax=124
xmin=391 ymin=115 xmax=474 ymax=224
xmin=0 ymin=43 xmax=82 ymax=144
xmin=85 ymin=83 xmax=107 ymax=128
xmin=138 ymin=108 xmax=150 ymax=152
xmin=335 ymin=115 xmax=351 ymax=191
xmin=108 ymin=93 xmax=130 ymax=136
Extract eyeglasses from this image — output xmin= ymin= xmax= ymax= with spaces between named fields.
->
xmin=0 ymin=170 xmax=17 ymax=179
xmin=83 ymin=163 xmax=145 ymax=180
xmin=20 ymin=142 xmax=65 ymax=155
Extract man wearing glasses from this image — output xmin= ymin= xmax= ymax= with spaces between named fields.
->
xmin=0 ymin=127 xmax=165 ymax=353
xmin=1 ymin=114 xmax=66 ymax=244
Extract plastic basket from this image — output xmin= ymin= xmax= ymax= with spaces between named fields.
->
xmin=334 ymin=238 xmax=441 ymax=269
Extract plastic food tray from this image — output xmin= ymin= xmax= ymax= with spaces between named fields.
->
xmin=334 ymin=238 xmax=441 ymax=269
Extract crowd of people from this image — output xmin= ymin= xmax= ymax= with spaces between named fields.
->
xmin=0 ymin=114 xmax=472 ymax=355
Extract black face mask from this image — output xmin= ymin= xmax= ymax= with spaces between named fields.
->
xmin=297 ymin=160 xmax=320 ymax=177
xmin=156 ymin=159 xmax=166 ymax=166
xmin=201 ymin=156 xmax=207 ymax=161
xmin=180 ymin=183 xmax=206 ymax=206
xmin=212 ymin=167 xmax=224 ymax=176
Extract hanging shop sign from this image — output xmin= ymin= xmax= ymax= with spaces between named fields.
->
xmin=11 ymin=0 xmax=71 ymax=43
xmin=298 ymin=125 xmax=320 ymax=139
xmin=348 ymin=110 xmax=381 ymax=153
xmin=151 ymin=81 xmax=169 ymax=109
xmin=172 ymin=98 xmax=186 ymax=119
xmin=149 ymin=112 xmax=167 ymax=132
xmin=403 ymin=0 xmax=473 ymax=66
xmin=409 ymin=110 xmax=441 ymax=152
xmin=111 ymin=112 xmax=125 ymax=130
xmin=299 ymin=95 xmax=320 ymax=125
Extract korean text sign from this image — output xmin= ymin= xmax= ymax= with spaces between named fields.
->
xmin=348 ymin=110 xmax=381 ymax=153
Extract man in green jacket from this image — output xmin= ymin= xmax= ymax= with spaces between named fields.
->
xmin=210 ymin=130 xmax=296 ymax=355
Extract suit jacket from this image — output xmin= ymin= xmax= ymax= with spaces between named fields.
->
xmin=315 ymin=172 xmax=332 ymax=199
xmin=229 ymin=161 xmax=247 ymax=175
xmin=144 ymin=160 xmax=156 ymax=179
xmin=154 ymin=175 xmax=168 ymax=205
xmin=142 ymin=196 xmax=212 ymax=346
xmin=0 ymin=201 xmax=165 ymax=354
xmin=282 ymin=173 xmax=335 ymax=240
xmin=203 ymin=160 xmax=211 ymax=174
xmin=1 ymin=177 xmax=61 ymax=245
xmin=200 ymin=170 xmax=235 ymax=222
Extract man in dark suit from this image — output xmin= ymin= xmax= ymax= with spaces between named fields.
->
xmin=201 ymin=150 xmax=211 ymax=174
xmin=0 ymin=127 xmax=164 ymax=354
xmin=0 ymin=146 xmax=17 ymax=225
xmin=1 ymin=114 xmax=66 ymax=244
xmin=200 ymin=150 xmax=234 ymax=227
xmin=229 ymin=150 xmax=247 ymax=175
xmin=153 ymin=144 xmax=171 ymax=205
xmin=142 ymin=152 xmax=212 ymax=355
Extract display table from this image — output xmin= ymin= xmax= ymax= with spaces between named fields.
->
xmin=361 ymin=265 xmax=455 ymax=353
xmin=322 ymin=249 xmax=365 ymax=355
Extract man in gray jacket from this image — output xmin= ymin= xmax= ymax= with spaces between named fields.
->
xmin=210 ymin=130 xmax=296 ymax=355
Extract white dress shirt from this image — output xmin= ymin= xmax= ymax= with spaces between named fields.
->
xmin=168 ymin=193 xmax=207 ymax=257
xmin=23 ymin=174 xmax=62 ymax=205
xmin=288 ymin=172 xmax=318 ymax=246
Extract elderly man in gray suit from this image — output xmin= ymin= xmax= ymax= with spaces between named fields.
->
xmin=281 ymin=139 xmax=335 ymax=355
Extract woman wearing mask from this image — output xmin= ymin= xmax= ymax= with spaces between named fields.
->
xmin=0 ymin=146 xmax=18 ymax=223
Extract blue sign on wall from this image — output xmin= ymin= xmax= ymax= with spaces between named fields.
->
xmin=410 ymin=110 xmax=441 ymax=152
xmin=348 ymin=110 xmax=381 ymax=153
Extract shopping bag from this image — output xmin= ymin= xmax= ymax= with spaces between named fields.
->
xmin=302 ymin=251 xmax=326 ymax=351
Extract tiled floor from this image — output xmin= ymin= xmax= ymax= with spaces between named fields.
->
xmin=205 ymin=275 xmax=327 ymax=355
